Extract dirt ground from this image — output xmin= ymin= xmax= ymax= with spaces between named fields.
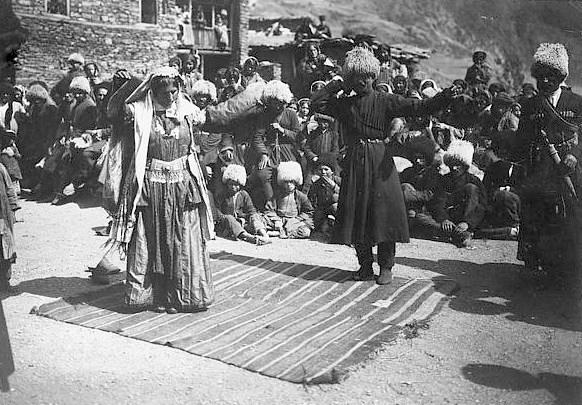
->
xmin=1 ymin=193 xmax=581 ymax=405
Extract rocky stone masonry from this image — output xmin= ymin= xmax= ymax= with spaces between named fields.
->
xmin=15 ymin=14 xmax=177 ymax=85
xmin=11 ymin=0 xmax=249 ymax=86
xmin=13 ymin=0 xmax=175 ymax=29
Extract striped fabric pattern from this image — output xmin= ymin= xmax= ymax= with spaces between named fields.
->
xmin=36 ymin=252 xmax=456 ymax=384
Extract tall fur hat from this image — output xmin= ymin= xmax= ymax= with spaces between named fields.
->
xmin=261 ymin=80 xmax=293 ymax=104
xmin=191 ymin=80 xmax=217 ymax=102
xmin=69 ymin=76 xmax=91 ymax=93
xmin=222 ymin=164 xmax=247 ymax=186
xmin=444 ymin=139 xmax=474 ymax=168
xmin=67 ymin=52 xmax=85 ymax=65
xmin=277 ymin=161 xmax=303 ymax=185
xmin=531 ymin=43 xmax=569 ymax=79
xmin=343 ymin=47 xmax=380 ymax=81
xmin=27 ymin=84 xmax=51 ymax=101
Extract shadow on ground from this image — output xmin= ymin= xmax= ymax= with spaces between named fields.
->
xmin=462 ymin=363 xmax=582 ymax=405
xmin=20 ymin=188 xmax=102 ymax=210
xmin=397 ymin=256 xmax=582 ymax=332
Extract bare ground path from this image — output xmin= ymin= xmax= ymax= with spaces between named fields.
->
xmin=1 ymin=195 xmax=581 ymax=405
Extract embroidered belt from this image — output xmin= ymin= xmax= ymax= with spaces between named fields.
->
xmin=145 ymin=156 xmax=188 ymax=183
xmin=357 ymin=138 xmax=385 ymax=144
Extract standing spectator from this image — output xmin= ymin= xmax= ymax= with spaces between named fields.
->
xmin=241 ymin=57 xmax=265 ymax=88
xmin=0 ymin=82 xmax=25 ymax=135
xmin=316 ymin=15 xmax=332 ymax=39
xmin=465 ymin=50 xmax=491 ymax=89
xmin=84 ymin=62 xmax=103 ymax=90
xmin=50 ymin=52 xmax=86 ymax=105
xmin=376 ymin=44 xmax=407 ymax=84
xmin=0 ymin=160 xmax=18 ymax=292
xmin=182 ymin=53 xmax=203 ymax=97
xmin=0 ymin=130 xmax=21 ymax=194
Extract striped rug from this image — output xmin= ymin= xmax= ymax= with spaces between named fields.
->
xmin=36 ymin=252 xmax=457 ymax=384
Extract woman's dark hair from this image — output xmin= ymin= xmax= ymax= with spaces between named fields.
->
xmin=84 ymin=62 xmax=99 ymax=74
xmin=150 ymin=75 xmax=181 ymax=96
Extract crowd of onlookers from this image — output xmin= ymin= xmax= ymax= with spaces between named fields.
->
xmin=0 ymin=45 xmax=540 ymax=249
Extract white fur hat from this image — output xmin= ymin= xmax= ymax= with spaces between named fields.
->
xmin=343 ymin=47 xmax=380 ymax=81
xmin=191 ymin=79 xmax=217 ymax=102
xmin=67 ymin=52 xmax=85 ymax=65
xmin=444 ymin=139 xmax=474 ymax=168
xmin=531 ymin=43 xmax=569 ymax=79
xmin=69 ymin=76 xmax=91 ymax=93
xmin=261 ymin=80 xmax=293 ymax=104
xmin=222 ymin=164 xmax=247 ymax=186
xmin=277 ymin=161 xmax=303 ymax=185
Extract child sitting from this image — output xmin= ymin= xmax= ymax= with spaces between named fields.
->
xmin=263 ymin=161 xmax=314 ymax=239
xmin=211 ymin=164 xmax=270 ymax=245
xmin=307 ymin=153 xmax=340 ymax=233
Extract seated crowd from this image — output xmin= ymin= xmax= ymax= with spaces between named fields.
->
xmin=0 ymin=48 xmax=535 ymax=249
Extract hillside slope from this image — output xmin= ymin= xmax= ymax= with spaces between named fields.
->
xmin=251 ymin=0 xmax=582 ymax=91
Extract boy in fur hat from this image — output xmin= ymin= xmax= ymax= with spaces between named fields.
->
xmin=513 ymin=42 xmax=582 ymax=281
xmin=310 ymin=46 xmax=459 ymax=284
xmin=263 ymin=161 xmax=314 ymax=239
xmin=308 ymin=153 xmax=341 ymax=233
xmin=211 ymin=164 xmax=270 ymax=245
xmin=429 ymin=139 xmax=487 ymax=247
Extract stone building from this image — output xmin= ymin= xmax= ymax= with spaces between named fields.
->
xmin=11 ymin=0 xmax=249 ymax=85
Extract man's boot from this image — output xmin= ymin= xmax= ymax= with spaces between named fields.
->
xmin=354 ymin=244 xmax=375 ymax=281
xmin=353 ymin=264 xmax=375 ymax=281
xmin=376 ymin=267 xmax=393 ymax=285
xmin=377 ymin=242 xmax=395 ymax=285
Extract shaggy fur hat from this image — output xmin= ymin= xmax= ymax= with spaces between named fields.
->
xmin=67 ymin=53 xmax=85 ymax=65
xmin=277 ymin=161 xmax=303 ymax=185
xmin=27 ymin=84 xmax=51 ymax=101
xmin=222 ymin=164 xmax=247 ymax=186
xmin=343 ymin=47 xmax=380 ymax=81
xmin=69 ymin=76 xmax=91 ymax=94
xmin=191 ymin=80 xmax=217 ymax=102
xmin=444 ymin=139 xmax=474 ymax=168
xmin=261 ymin=80 xmax=293 ymax=104
xmin=531 ymin=43 xmax=569 ymax=79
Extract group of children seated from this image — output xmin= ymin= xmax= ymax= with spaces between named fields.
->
xmin=209 ymin=154 xmax=340 ymax=245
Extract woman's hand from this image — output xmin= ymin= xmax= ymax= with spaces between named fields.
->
xmin=441 ymin=219 xmax=455 ymax=233
xmin=258 ymin=154 xmax=269 ymax=170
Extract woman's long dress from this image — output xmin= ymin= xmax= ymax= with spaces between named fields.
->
xmin=125 ymin=112 xmax=214 ymax=311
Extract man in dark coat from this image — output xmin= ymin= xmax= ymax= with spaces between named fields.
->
xmin=513 ymin=42 xmax=582 ymax=281
xmin=465 ymin=50 xmax=491 ymax=89
xmin=311 ymin=47 xmax=457 ymax=284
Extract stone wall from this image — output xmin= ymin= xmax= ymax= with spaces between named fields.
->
xmin=11 ymin=0 xmax=249 ymax=86
xmin=16 ymin=13 xmax=177 ymax=85
xmin=12 ymin=0 xmax=176 ymax=28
